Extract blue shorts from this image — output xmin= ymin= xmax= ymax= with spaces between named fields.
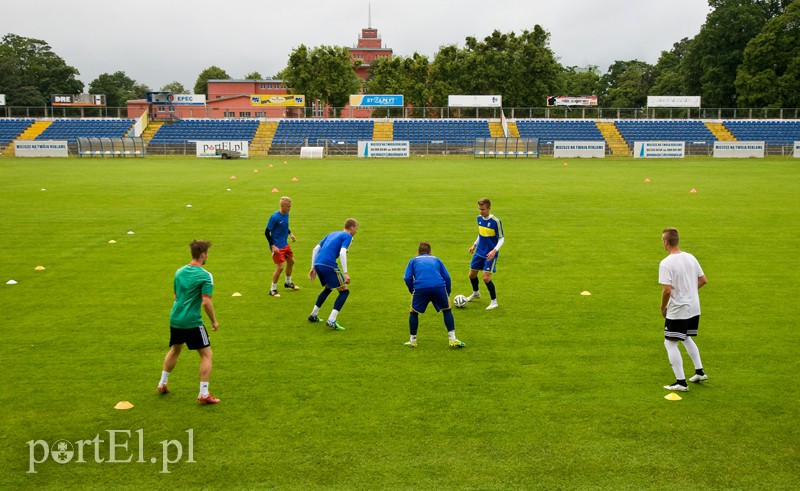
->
xmin=411 ymin=286 xmax=451 ymax=314
xmin=470 ymin=253 xmax=498 ymax=273
xmin=315 ymin=265 xmax=345 ymax=289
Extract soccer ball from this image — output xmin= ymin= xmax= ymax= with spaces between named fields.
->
xmin=453 ymin=294 xmax=468 ymax=308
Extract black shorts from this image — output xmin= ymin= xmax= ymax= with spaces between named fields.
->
xmin=169 ymin=326 xmax=211 ymax=350
xmin=664 ymin=316 xmax=700 ymax=340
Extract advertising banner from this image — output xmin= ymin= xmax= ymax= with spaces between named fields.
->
xmin=448 ymin=95 xmax=502 ymax=108
xmin=646 ymin=96 xmax=701 ymax=108
xmin=0 ymin=94 xmax=5 ymax=106
xmin=250 ymin=95 xmax=305 ymax=107
xmin=713 ymin=141 xmax=765 ymax=158
xmin=51 ymin=94 xmax=106 ymax=107
xmin=553 ymin=141 xmax=605 ymax=158
xmin=195 ymin=140 xmax=249 ymax=158
xmin=795 ymin=141 xmax=800 ymax=158
xmin=349 ymin=94 xmax=404 ymax=107
xmin=358 ymin=141 xmax=410 ymax=158
xmin=14 ymin=140 xmax=69 ymax=157
xmin=168 ymin=94 xmax=206 ymax=105
xmin=546 ymin=96 xmax=598 ymax=107
xmin=633 ymin=141 xmax=685 ymax=158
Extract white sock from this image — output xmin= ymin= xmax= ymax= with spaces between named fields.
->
xmin=199 ymin=382 xmax=209 ymax=397
xmin=159 ymin=371 xmax=170 ymax=385
xmin=489 ymin=299 xmax=498 ymax=305
xmin=271 ymin=283 xmax=277 ymax=290
xmin=410 ymin=335 xmax=417 ymax=343
xmin=286 ymin=276 xmax=292 ymax=284
xmin=311 ymin=305 xmax=320 ymax=316
xmin=448 ymin=331 xmax=456 ymax=341
xmin=682 ymin=337 xmax=703 ymax=370
xmin=329 ymin=309 xmax=339 ymax=322
xmin=664 ymin=339 xmax=685 ymax=380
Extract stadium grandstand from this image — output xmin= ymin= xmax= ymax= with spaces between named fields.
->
xmin=148 ymin=119 xmax=260 ymax=145
xmin=271 ymin=119 xmax=374 ymax=146
xmin=723 ymin=120 xmax=800 ymax=146
xmin=392 ymin=119 xmax=491 ymax=144
xmin=0 ymin=118 xmax=34 ymax=147
xmin=614 ymin=120 xmax=717 ymax=146
xmin=35 ymin=119 xmax=135 ymax=144
xmin=516 ymin=119 xmax=604 ymax=143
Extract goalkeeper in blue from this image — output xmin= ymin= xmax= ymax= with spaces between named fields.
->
xmin=403 ymin=242 xmax=465 ymax=348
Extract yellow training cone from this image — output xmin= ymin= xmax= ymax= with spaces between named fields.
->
xmin=114 ymin=401 xmax=134 ymax=410
xmin=34 ymin=266 xmax=46 ymax=271
xmin=230 ymin=175 xmax=237 ymax=180
xmin=108 ymin=240 xmax=117 ymax=244
xmin=253 ymin=169 xmax=259 ymax=173
xmin=664 ymin=393 xmax=682 ymax=401
xmin=291 ymin=177 xmax=299 ymax=181
xmin=580 ymin=291 xmax=591 ymax=296
xmin=232 ymin=292 xmax=242 ymax=297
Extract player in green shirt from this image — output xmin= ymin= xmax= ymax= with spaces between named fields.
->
xmin=157 ymin=240 xmax=221 ymax=404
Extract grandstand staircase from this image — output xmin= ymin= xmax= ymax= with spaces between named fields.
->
xmin=507 ymin=121 xmax=520 ymax=137
xmin=488 ymin=122 xmax=505 ymax=137
xmin=705 ymin=122 xmax=736 ymax=141
xmin=372 ymin=121 xmax=393 ymax=141
xmin=141 ymin=122 xmax=163 ymax=144
xmin=596 ymin=122 xmax=630 ymax=157
xmin=6 ymin=121 xmax=51 ymax=156
xmin=250 ymin=121 xmax=278 ymax=157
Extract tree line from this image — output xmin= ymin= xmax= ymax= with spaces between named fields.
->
xmin=0 ymin=0 xmax=797 ymax=109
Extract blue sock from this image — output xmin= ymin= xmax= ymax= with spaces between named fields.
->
xmin=333 ymin=289 xmax=350 ymax=311
xmin=409 ymin=312 xmax=419 ymax=336
xmin=470 ymin=277 xmax=480 ymax=292
xmin=486 ymin=281 xmax=496 ymax=300
xmin=443 ymin=309 xmax=455 ymax=332
xmin=316 ymin=288 xmax=333 ymax=307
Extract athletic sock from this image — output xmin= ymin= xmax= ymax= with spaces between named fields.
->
xmin=409 ymin=335 xmax=417 ymax=343
xmin=310 ymin=305 xmax=320 ymax=317
xmin=681 ymin=337 xmax=704 ymax=370
xmin=315 ymin=288 xmax=333 ymax=310
xmin=409 ymin=312 xmax=419 ymax=336
xmin=664 ymin=339 xmax=685 ymax=380
xmin=332 ymin=289 xmax=350 ymax=311
xmin=286 ymin=276 xmax=293 ymax=284
xmin=159 ymin=371 xmax=170 ymax=386
xmin=443 ymin=309 xmax=455 ymax=332
xmin=448 ymin=330 xmax=456 ymax=341
xmin=486 ymin=280 xmax=497 ymax=300
xmin=271 ymin=283 xmax=277 ymax=291
xmin=470 ymin=277 xmax=479 ymax=292
xmin=199 ymin=382 xmax=209 ymax=397
xmin=329 ymin=309 xmax=339 ymax=322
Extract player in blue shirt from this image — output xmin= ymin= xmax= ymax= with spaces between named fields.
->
xmin=307 ymin=218 xmax=358 ymax=330
xmin=403 ymin=242 xmax=464 ymax=348
xmin=467 ymin=198 xmax=504 ymax=310
xmin=265 ymin=196 xmax=299 ymax=297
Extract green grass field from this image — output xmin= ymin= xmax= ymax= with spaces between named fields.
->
xmin=1 ymin=154 xmax=798 ymax=489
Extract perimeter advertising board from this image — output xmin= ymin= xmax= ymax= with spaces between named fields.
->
xmin=195 ymin=140 xmax=249 ymax=158
xmin=349 ymin=94 xmax=404 ymax=107
xmin=713 ymin=141 xmax=765 ymax=158
xmin=14 ymin=140 xmax=69 ymax=157
xmin=795 ymin=141 xmax=800 ymax=158
xmin=250 ymin=95 xmax=305 ymax=107
xmin=547 ymin=96 xmax=598 ymax=107
xmin=51 ymin=94 xmax=106 ymax=107
xmin=553 ymin=141 xmax=605 ymax=158
xmin=0 ymin=94 xmax=5 ymax=105
xmin=633 ymin=141 xmax=685 ymax=158
xmin=646 ymin=96 xmax=701 ymax=108
xmin=448 ymin=95 xmax=502 ymax=108
xmin=357 ymin=141 xmax=410 ymax=158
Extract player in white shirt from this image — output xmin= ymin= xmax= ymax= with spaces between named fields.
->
xmin=659 ymin=228 xmax=708 ymax=391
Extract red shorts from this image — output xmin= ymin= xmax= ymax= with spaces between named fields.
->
xmin=272 ymin=245 xmax=294 ymax=264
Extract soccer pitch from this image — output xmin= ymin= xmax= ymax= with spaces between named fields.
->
xmin=1 ymin=155 xmax=798 ymax=489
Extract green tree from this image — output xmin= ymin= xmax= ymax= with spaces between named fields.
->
xmin=650 ymin=38 xmax=693 ymax=96
xmin=561 ymin=66 xmax=601 ymax=97
xmin=244 ymin=71 xmax=263 ymax=80
xmin=281 ymin=45 xmax=361 ymax=108
xmin=735 ymin=1 xmax=800 ymax=107
xmin=366 ymin=52 xmax=431 ymax=111
xmin=683 ymin=0 xmax=773 ymax=107
xmin=160 ymin=81 xmax=187 ymax=94
xmin=0 ymin=33 xmax=83 ymax=106
xmin=194 ymin=66 xmax=230 ymax=96
xmin=88 ymin=71 xmax=149 ymax=108
xmin=598 ymin=60 xmax=655 ymax=107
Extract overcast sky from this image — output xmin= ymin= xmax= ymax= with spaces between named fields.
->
xmin=2 ymin=0 xmax=711 ymax=91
